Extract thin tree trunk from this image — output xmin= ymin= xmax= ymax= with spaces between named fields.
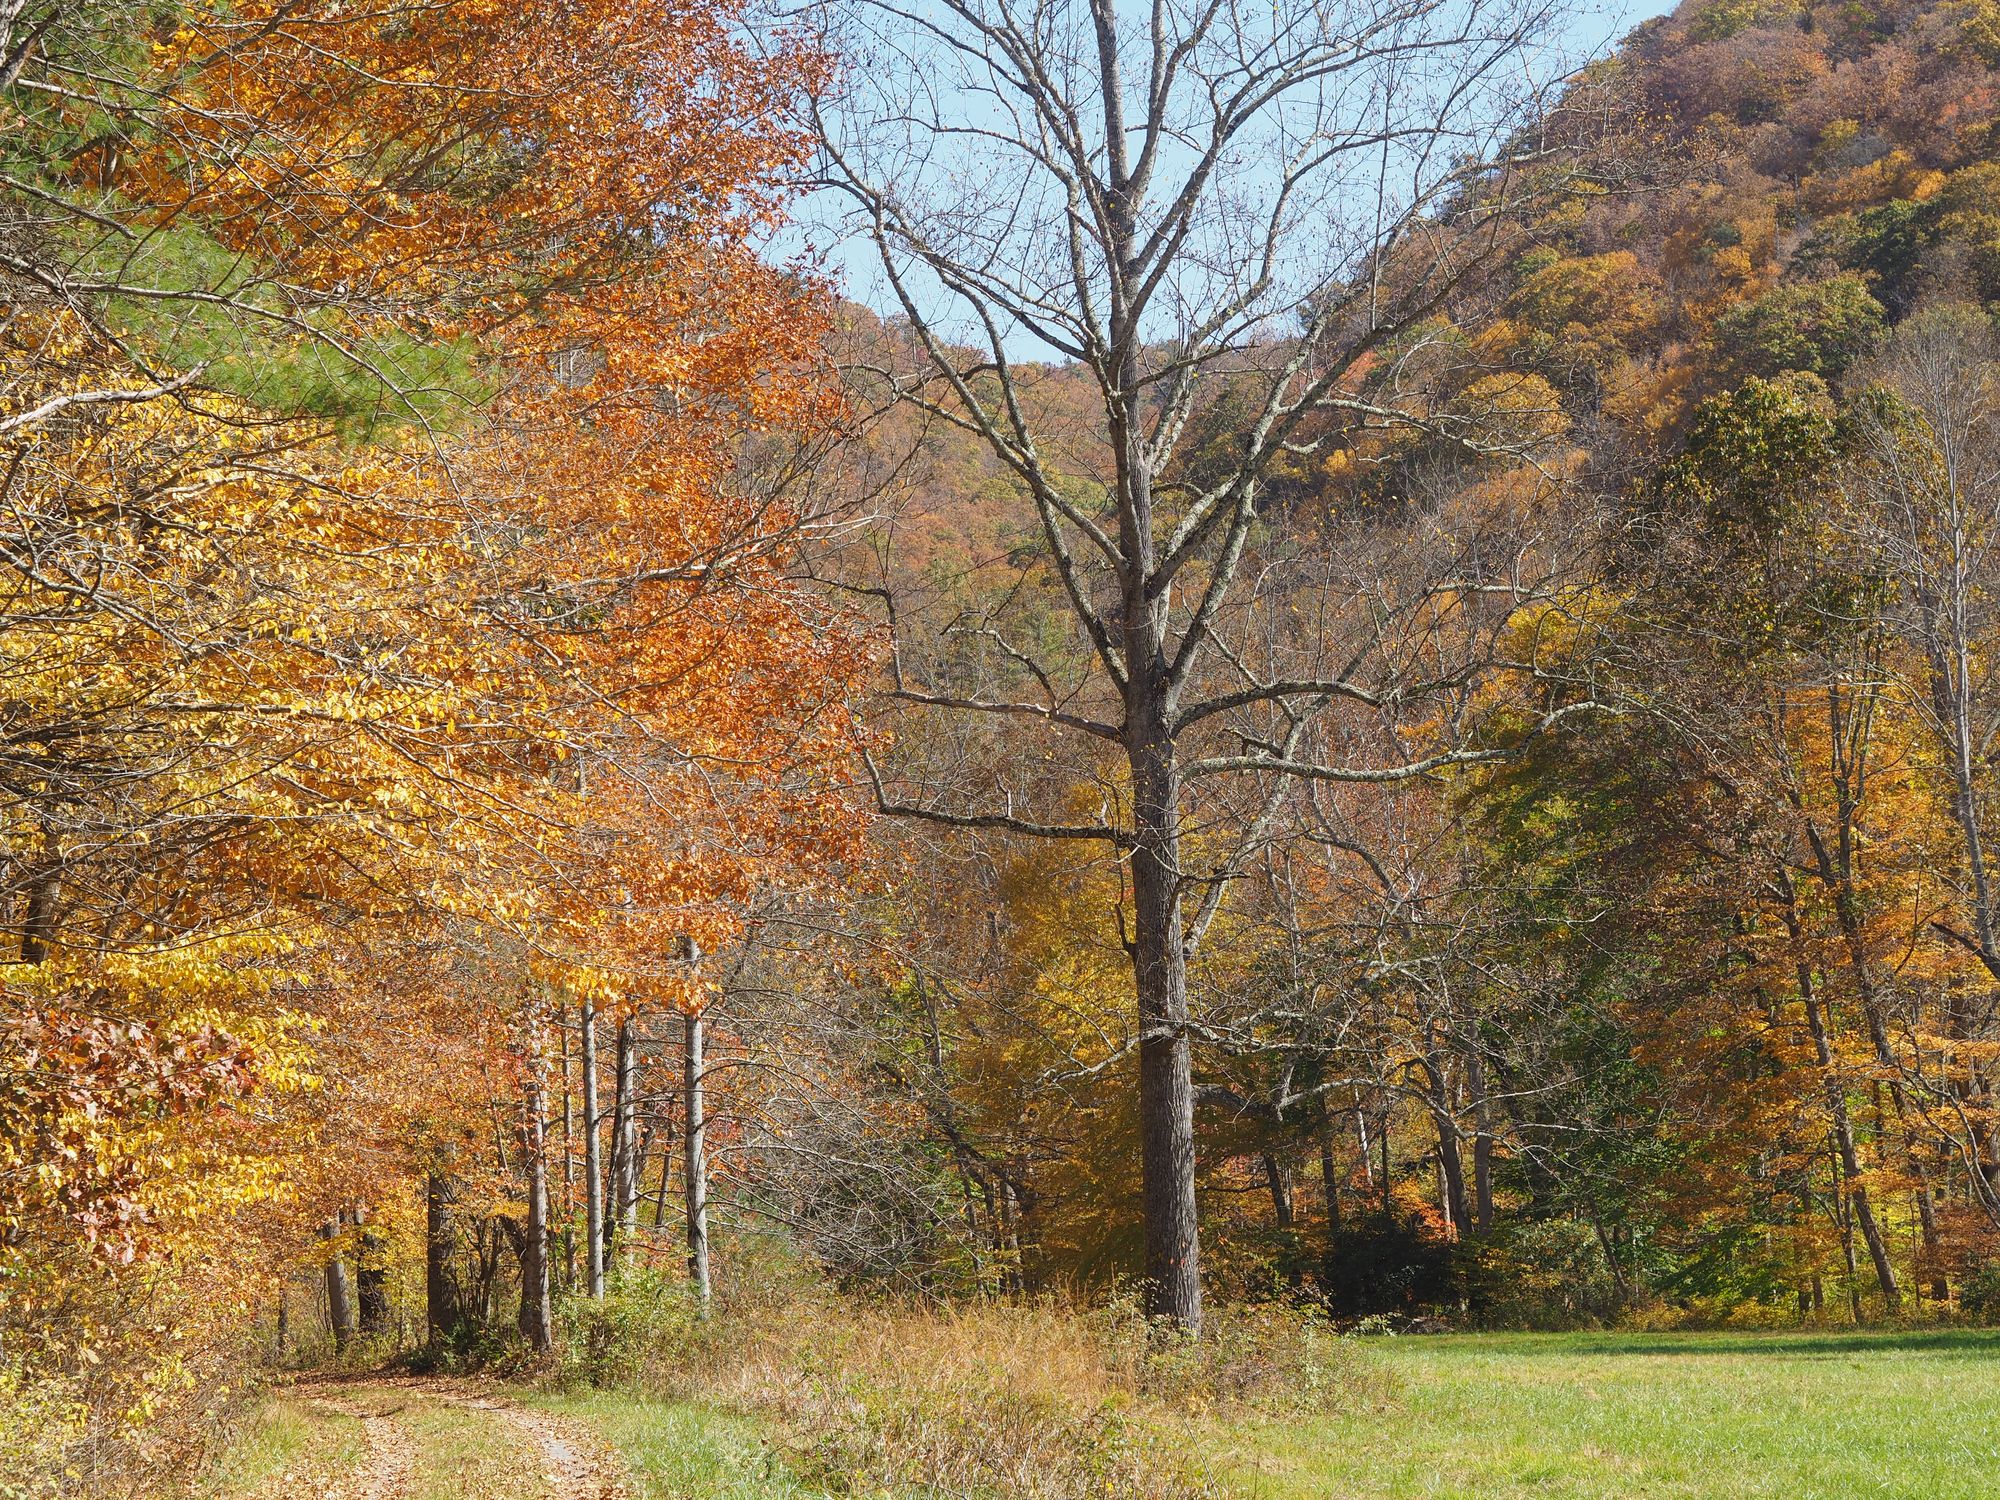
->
xmin=1836 ymin=1157 xmax=1865 ymax=1323
xmin=1782 ymin=881 xmax=1902 ymax=1313
xmin=999 ymin=1177 xmax=1025 ymax=1294
xmin=1318 ymin=1106 xmax=1342 ymax=1235
xmin=560 ymin=1006 xmax=575 ymax=1291
xmin=1805 ymin=988 xmax=1901 ymax=1313
xmin=518 ymin=1063 xmax=554 ymax=1351
xmin=1918 ymin=1182 xmax=1948 ymax=1300
xmin=1588 ymin=1212 xmax=1630 ymax=1303
xmin=581 ymin=996 xmax=604 ymax=1298
xmin=652 ymin=1121 xmax=674 ymax=1230
xmin=611 ymin=1013 xmax=640 ymax=1259
xmin=1379 ymin=1112 xmax=1392 ymax=1215
xmin=1262 ymin=1152 xmax=1295 ymax=1230
xmin=684 ymin=1006 xmax=710 ymax=1309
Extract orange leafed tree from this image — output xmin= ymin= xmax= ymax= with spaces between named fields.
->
xmin=1 ymin=0 xmax=864 ymax=1479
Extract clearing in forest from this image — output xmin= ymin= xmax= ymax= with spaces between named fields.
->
xmin=1221 ymin=1329 xmax=2000 ymax=1500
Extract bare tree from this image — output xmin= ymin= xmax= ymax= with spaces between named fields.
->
xmin=810 ymin=0 xmax=1595 ymax=1324
xmin=1847 ymin=306 xmax=2000 ymax=992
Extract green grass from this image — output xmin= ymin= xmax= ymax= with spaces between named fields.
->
xmin=529 ymin=1391 xmax=829 ymax=1499
xmin=205 ymin=1395 xmax=364 ymax=1498
xmin=1215 ymin=1328 xmax=2000 ymax=1499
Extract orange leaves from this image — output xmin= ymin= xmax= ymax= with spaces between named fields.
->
xmin=0 ymin=0 xmax=867 ymax=1402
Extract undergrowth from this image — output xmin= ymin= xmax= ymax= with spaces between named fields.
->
xmin=546 ymin=1268 xmax=1375 ymax=1499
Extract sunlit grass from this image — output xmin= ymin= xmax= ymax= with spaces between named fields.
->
xmin=1214 ymin=1328 xmax=2000 ymax=1499
xmin=530 ymin=1390 xmax=829 ymax=1499
xmin=205 ymin=1394 xmax=364 ymax=1498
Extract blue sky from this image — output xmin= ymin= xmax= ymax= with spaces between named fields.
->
xmin=794 ymin=0 xmax=1683 ymax=345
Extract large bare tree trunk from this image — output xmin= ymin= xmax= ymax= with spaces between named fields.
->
xmin=320 ymin=1215 xmax=356 ymax=1352
xmin=684 ymin=1007 xmax=711 ymax=1309
xmin=823 ymin=0 xmax=1580 ymax=1339
xmin=354 ymin=1205 xmax=390 ymax=1337
xmin=426 ymin=1172 xmax=463 ymax=1346
xmin=1469 ymin=1053 xmax=1495 ymax=1235
xmin=1128 ymin=730 xmax=1201 ymax=1327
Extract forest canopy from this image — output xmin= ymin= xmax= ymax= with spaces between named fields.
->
xmin=12 ymin=0 xmax=2000 ymax=1491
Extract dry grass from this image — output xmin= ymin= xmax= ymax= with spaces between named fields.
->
xmin=552 ymin=1275 xmax=1371 ymax=1499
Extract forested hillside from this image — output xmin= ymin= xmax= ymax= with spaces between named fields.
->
xmin=835 ymin=0 xmax=2000 ymax=1322
xmin=11 ymin=0 xmax=2000 ymax=1494
xmin=828 ymin=0 xmax=2000 ymax=1328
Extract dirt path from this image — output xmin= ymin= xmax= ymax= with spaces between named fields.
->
xmin=287 ymin=1377 xmax=630 ymax=1500
xmin=297 ymin=1387 xmax=420 ymax=1500
xmin=424 ymin=1381 xmax=632 ymax=1500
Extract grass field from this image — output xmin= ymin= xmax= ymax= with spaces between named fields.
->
xmin=206 ymin=1328 xmax=2000 ymax=1498
xmin=1217 ymin=1329 xmax=2000 ymax=1500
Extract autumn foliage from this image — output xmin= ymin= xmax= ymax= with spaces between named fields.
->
xmin=1 ymin=0 xmax=867 ymax=1487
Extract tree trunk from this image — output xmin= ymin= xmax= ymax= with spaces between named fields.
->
xmin=518 ymin=1065 xmax=554 ymax=1351
xmin=1262 ymin=1152 xmax=1294 ymax=1230
xmin=1918 ymin=1182 xmax=1948 ymax=1300
xmin=18 ymin=864 xmax=56 ymax=963
xmin=320 ymin=1215 xmax=356 ymax=1352
xmin=611 ymin=1012 xmax=641 ymax=1259
xmin=652 ymin=1119 xmax=674 ymax=1230
xmin=581 ymin=996 xmax=605 ymax=1298
xmin=425 ymin=1172 xmax=463 ymax=1346
xmin=1469 ymin=1052 xmax=1495 ymax=1235
xmin=1805 ymin=989 xmax=1901 ymax=1314
xmin=1432 ymin=1112 xmax=1468 ymax=1239
xmin=354 ymin=1205 xmax=390 ymax=1337
xmin=1126 ymin=728 xmax=1202 ymax=1329
xmin=1379 ymin=1112 xmax=1392 ymax=1215
xmin=1318 ymin=1107 xmax=1342 ymax=1235
xmin=684 ymin=1007 xmax=711 ymax=1309
xmin=559 ymin=1007 xmax=576 ymax=1291
xmin=1783 ymin=884 xmax=1901 ymax=1314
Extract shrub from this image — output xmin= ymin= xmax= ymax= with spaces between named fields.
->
xmin=1321 ymin=1212 xmax=1465 ymax=1318
xmin=552 ymin=1266 xmax=715 ymax=1391
xmin=1956 ymin=1260 xmax=2000 ymax=1321
xmin=1467 ymin=1220 xmax=1628 ymax=1330
xmin=0 ymin=1362 xmax=87 ymax=1500
xmin=1710 ymin=275 xmax=1886 ymax=380
xmin=1109 ymin=1299 xmax=1368 ymax=1416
